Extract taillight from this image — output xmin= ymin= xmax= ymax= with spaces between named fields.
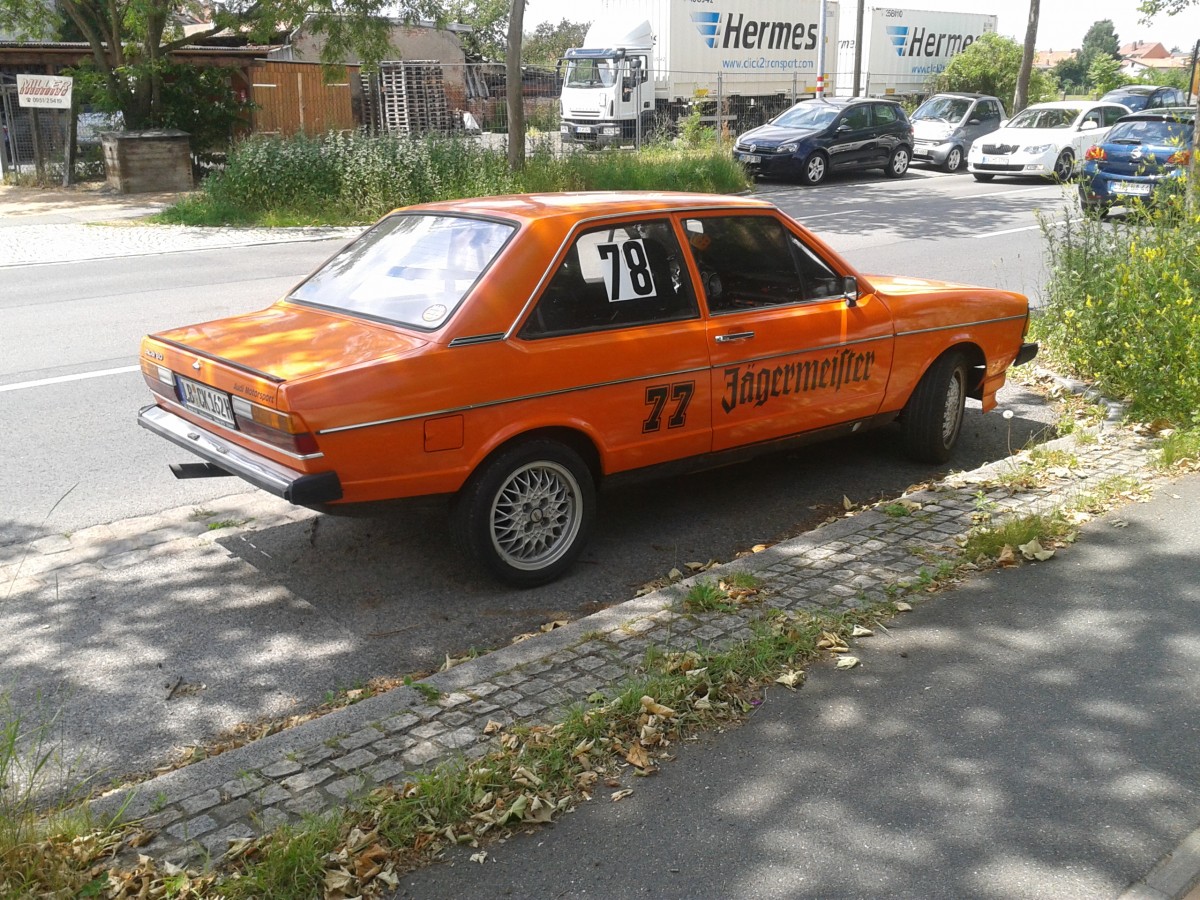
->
xmin=1167 ymin=149 xmax=1191 ymax=166
xmin=141 ymin=359 xmax=179 ymax=400
xmin=1084 ymin=146 xmax=1106 ymax=161
xmin=231 ymin=396 xmax=320 ymax=456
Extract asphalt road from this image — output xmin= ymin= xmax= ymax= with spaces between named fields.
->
xmin=0 ymin=170 xmax=1076 ymax=795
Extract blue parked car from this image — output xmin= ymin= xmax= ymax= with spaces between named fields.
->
xmin=1078 ymin=108 xmax=1195 ymax=216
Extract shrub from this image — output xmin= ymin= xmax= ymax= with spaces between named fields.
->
xmin=1037 ymin=190 xmax=1200 ymax=426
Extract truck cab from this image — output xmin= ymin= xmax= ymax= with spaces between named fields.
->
xmin=559 ymin=21 xmax=654 ymax=148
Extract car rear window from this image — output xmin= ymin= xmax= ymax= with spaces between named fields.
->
xmin=1107 ymin=119 xmax=1193 ymax=145
xmin=289 ymin=213 xmax=515 ymax=330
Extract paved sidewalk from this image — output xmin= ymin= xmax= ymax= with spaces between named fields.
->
xmin=0 ymin=183 xmax=362 ymax=265
xmin=48 ymin=415 xmax=1176 ymax=881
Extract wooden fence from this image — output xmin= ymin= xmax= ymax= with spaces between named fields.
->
xmin=250 ymin=60 xmax=360 ymax=136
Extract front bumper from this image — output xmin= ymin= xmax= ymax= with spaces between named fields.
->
xmin=733 ymin=149 xmax=800 ymax=178
xmin=560 ymin=122 xmax=623 ymax=147
xmin=1015 ymin=342 xmax=1039 ymax=367
xmin=137 ymin=404 xmax=342 ymax=505
xmin=913 ymin=140 xmax=953 ymax=164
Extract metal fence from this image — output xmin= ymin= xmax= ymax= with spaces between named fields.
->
xmin=0 ymin=82 xmax=72 ymax=180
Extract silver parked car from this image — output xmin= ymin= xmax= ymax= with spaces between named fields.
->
xmin=911 ymin=93 xmax=1005 ymax=173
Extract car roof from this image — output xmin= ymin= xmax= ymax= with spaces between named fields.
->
xmin=397 ymin=192 xmax=776 ymax=226
xmin=798 ymin=96 xmax=901 ymax=108
xmin=1021 ymin=100 xmax=1117 ymax=110
xmin=1116 ymin=107 xmax=1196 ymax=122
xmin=1104 ymin=85 xmax=1159 ymax=96
xmin=928 ymin=91 xmax=992 ymax=100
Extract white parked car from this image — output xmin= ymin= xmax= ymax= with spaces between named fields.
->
xmin=967 ymin=100 xmax=1131 ymax=182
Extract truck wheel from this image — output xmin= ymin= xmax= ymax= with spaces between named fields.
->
xmin=884 ymin=146 xmax=911 ymax=177
xmin=944 ymin=146 xmax=964 ymax=173
xmin=901 ymin=351 xmax=968 ymax=464
xmin=800 ymin=153 xmax=828 ymax=185
xmin=452 ymin=439 xmax=595 ymax=587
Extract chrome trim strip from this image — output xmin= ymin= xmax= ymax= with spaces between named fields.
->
xmin=153 ymin=338 xmax=284 ymax=383
xmin=317 ymin=364 xmax=712 ymax=435
xmin=157 ymin=397 xmax=324 ymax=461
xmin=448 ymin=333 xmax=506 ymax=347
xmin=894 ymin=314 xmax=1026 ymax=338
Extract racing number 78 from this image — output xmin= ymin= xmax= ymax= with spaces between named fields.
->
xmin=643 ymin=381 xmax=695 ymax=433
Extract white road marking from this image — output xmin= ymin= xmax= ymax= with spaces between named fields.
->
xmin=0 ymin=365 xmax=140 ymax=393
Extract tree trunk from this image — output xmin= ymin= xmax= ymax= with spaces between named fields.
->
xmin=506 ymin=0 xmax=527 ymax=173
xmin=1013 ymin=0 xmax=1039 ymax=115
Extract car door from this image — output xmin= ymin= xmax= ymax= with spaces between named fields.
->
xmin=1072 ymin=106 xmax=1108 ymax=159
xmin=515 ymin=217 xmax=713 ymax=473
xmin=679 ymin=212 xmax=895 ymax=452
xmin=964 ymin=98 xmax=1002 ymax=150
xmin=828 ymin=104 xmax=874 ymax=170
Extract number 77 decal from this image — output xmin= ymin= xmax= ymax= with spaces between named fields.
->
xmin=643 ymin=381 xmax=695 ymax=433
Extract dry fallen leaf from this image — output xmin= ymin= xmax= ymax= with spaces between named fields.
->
xmin=775 ymin=668 xmax=804 ymax=690
xmin=1018 ymin=538 xmax=1055 ymax=561
xmin=894 ymin=601 xmax=913 ymax=611
xmin=996 ymin=544 xmax=1018 ymax=567
xmin=640 ymin=696 xmax=677 ymax=718
xmin=835 ymin=656 xmax=860 ymax=670
xmin=611 ymin=789 xmax=634 ymax=802
xmin=850 ymin=625 xmax=874 ymax=638
xmin=625 ymin=744 xmax=651 ymax=769
xmin=843 ymin=495 xmax=855 ymax=510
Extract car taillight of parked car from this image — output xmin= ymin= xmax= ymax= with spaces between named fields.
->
xmin=1167 ymin=149 xmax=1191 ymax=166
xmin=1085 ymin=146 xmax=1106 ymax=161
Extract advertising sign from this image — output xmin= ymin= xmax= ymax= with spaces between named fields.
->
xmin=16 ymin=74 xmax=74 ymax=109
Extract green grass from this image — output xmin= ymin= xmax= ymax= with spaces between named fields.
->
xmin=1159 ymin=428 xmax=1200 ymax=469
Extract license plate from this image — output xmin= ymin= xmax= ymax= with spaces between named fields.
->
xmin=179 ymin=376 xmax=235 ymax=428
xmin=1113 ymin=181 xmax=1151 ymax=196
xmin=576 ymin=126 xmax=592 ymax=134
xmin=740 ymin=153 xmax=761 ymax=163
xmin=981 ymin=155 xmax=1006 ymax=165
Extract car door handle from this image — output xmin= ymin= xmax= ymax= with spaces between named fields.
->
xmin=715 ymin=331 xmax=755 ymax=343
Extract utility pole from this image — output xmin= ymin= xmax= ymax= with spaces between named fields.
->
xmin=816 ymin=0 xmax=827 ymax=97
xmin=852 ymin=0 xmax=865 ymax=98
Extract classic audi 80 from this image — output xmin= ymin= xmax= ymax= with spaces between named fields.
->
xmin=139 ymin=192 xmax=1037 ymax=585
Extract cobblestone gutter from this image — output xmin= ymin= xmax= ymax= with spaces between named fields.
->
xmin=72 ymin=420 xmax=1158 ymax=866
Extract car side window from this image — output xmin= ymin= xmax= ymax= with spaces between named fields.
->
xmin=682 ymin=215 xmax=840 ymax=312
xmin=840 ymin=105 xmax=870 ymax=131
xmin=873 ymin=103 xmax=898 ymax=125
xmin=520 ymin=219 xmax=698 ymax=339
xmin=1102 ymin=105 xmax=1126 ymax=127
xmin=1082 ymin=108 xmax=1103 ymax=128
xmin=980 ymin=100 xmax=1001 ymax=121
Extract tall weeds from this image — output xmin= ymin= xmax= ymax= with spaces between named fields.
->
xmin=1038 ymin=190 xmax=1200 ymax=427
xmin=163 ymin=129 xmax=749 ymax=226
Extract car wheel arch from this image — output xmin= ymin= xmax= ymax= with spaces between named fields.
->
xmin=469 ymin=425 xmax=604 ymax=488
xmin=906 ymin=342 xmax=987 ymax=404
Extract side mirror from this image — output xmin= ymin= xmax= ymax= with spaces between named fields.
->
xmin=1080 ymin=120 xmax=1098 ymax=131
xmin=842 ymin=275 xmax=859 ymax=307
xmin=967 ymin=117 xmax=981 ymax=125
xmin=837 ymin=123 xmax=851 ymax=133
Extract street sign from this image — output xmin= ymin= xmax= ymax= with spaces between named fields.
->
xmin=16 ymin=74 xmax=73 ymax=109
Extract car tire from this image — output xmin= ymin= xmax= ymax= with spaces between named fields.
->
xmin=944 ymin=146 xmax=964 ymax=173
xmin=972 ymin=172 xmax=995 ymax=182
xmin=1052 ymin=149 xmax=1075 ymax=182
xmin=884 ymin=145 xmax=911 ymax=177
xmin=452 ymin=439 xmax=595 ymax=587
xmin=800 ymin=153 xmax=828 ymax=185
xmin=901 ymin=351 xmax=968 ymax=464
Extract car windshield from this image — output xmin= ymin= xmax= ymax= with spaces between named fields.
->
xmin=771 ymin=104 xmax=839 ymax=129
xmin=1107 ymin=119 xmax=1192 ymax=145
xmin=565 ymin=58 xmax=618 ymax=88
xmin=1006 ymin=106 xmax=1082 ymax=129
xmin=912 ymin=96 xmax=971 ymax=123
xmin=290 ymin=213 xmax=515 ymax=329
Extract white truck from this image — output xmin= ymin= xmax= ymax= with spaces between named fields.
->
xmin=835 ymin=7 xmax=996 ymax=98
xmin=559 ymin=0 xmax=839 ymax=147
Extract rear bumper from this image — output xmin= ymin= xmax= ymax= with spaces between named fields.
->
xmin=1015 ymin=342 xmax=1039 ymax=367
xmin=137 ymin=404 xmax=342 ymax=505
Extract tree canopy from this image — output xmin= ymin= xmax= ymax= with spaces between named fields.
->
xmin=937 ymin=33 xmax=1054 ymax=108
xmin=523 ymin=19 xmax=590 ymax=66
xmin=1080 ymin=19 xmax=1121 ymax=61
xmin=0 ymin=0 xmax=442 ymax=130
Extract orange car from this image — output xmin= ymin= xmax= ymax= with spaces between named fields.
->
xmin=139 ymin=192 xmax=1036 ymax=585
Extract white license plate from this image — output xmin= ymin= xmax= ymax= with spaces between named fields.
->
xmin=741 ymin=153 xmax=761 ymax=163
xmin=1114 ymin=181 xmax=1152 ymax=196
xmin=576 ymin=126 xmax=592 ymax=134
xmin=179 ymin=376 xmax=235 ymax=428
xmin=980 ymin=155 xmax=1007 ymax=165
